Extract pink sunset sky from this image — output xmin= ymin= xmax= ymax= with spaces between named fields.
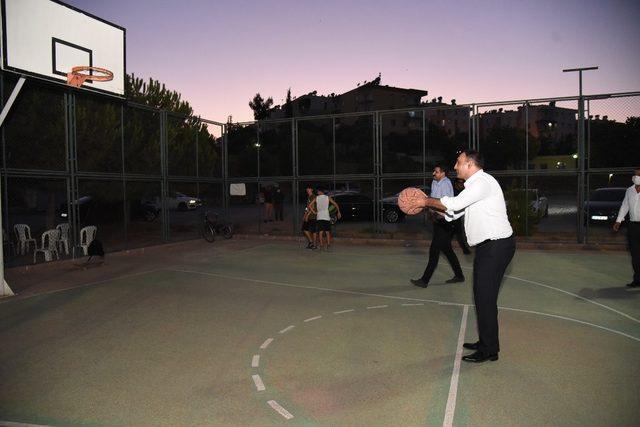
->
xmin=68 ymin=0 xmax=640 ymax=123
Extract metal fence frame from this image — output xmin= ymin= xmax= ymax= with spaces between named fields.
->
xmin=1 ymin=74 xmax=638 ymax=256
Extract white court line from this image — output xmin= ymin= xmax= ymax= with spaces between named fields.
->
xmin=459 ymin=265 xmax=640 ymax=324
xmin=443 ymin=305 xmax=469 ymax=427
xmin=0 ymin=422 xmax=52 ymax=427
xmin=334 ymin=309 xmax=355 ymax=314
xmin=171 ymin=269 xmax=640 ymax=343
xmin=267 ymin=400 xmax=294 ymax=420
xmin=366 ymin=305 xmax=388 ymax=309
xmin=251 ymin=355 xmax=260 ymax=368
xmin=498 ymin=306 xmax=640 ymax=343
xmin=304 ymin=315 xmax=322 ymax=322
xmin=402 ymin=303 xmax=424 ymax=306
xmin=279 ymin=325 xmax=295 ymax=334
xmin=0 ymin=268 xmax=164 ymax=304
xmin=292 ymin=251 xmax=640 ymax=323
xmin=170 ymin=269 xmax=465 ymax=307
xmin=252 ymin=374 xmax=265 ymax=391
xmin=260 ymin=338 xmax=274 ymax=349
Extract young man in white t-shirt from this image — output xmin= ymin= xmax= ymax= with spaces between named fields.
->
xmin=309 ymin=188 xmax=341 ymax=250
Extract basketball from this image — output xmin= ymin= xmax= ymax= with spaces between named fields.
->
xmin=398 ymin=187 xmax=428 ymax=215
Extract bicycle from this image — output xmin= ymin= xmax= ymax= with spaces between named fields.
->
xmin=202 ymin=210 xmax=233 ymax=242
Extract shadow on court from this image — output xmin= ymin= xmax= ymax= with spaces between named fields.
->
xmin=0 ymin=239 xmax=638 ymax=426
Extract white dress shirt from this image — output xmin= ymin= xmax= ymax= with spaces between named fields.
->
xmin=430 ymin=177 xmax=454 ymax=218
xmin=440 ymin=170 xmax=513 ymax=246
xmin=616 ymin=185 xmax=640 ymax=223
xmin=430 ymin=177 xmax=454 ymax=199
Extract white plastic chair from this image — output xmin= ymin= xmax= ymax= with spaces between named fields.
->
xmin=33 ymin=229 xmax=60 ymax=263
xmin=14 ymin=224 xmax=36 ymax=255
xmin=56 ymin=223 xmax=70 ymax=255
xmin=80 ymin=225 xmax=97 ymax=256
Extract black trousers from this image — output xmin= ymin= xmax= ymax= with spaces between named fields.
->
xmin=274 ymin=203 xmax=284 ymax=221
xmin=628 ymin=222 xmax=640 ymax=284
xmin=473 ymin=235 xmax=516 ymax=354
xmin=420 ymin=220 xmax=464 ymax=283
xmin=453 ymin=218 xmax=471 ymax=253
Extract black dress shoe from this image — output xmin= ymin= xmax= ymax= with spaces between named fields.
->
xmin=463 ymin=341 xmax=479 ymax=350
xmin=410 ymin=278 xmax=428 ymax=288
xmin=462 ymin=350 xmax=498 ymax=363
xmin=626 ymin=282 xmax=640 ymax=288
xmin=446 ymin=276 xmax=465 ymax=284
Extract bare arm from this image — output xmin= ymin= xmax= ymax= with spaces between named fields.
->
xmin=308 ymin=200 xmax=317 ymax=215
xmin=329 ymin=197 xmax=342 ymax=218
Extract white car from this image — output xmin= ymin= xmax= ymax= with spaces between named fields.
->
xmin=163 ymin=192 xmax=203 ymax=211
xmin=506 ymin=189 xmax=549 ymax=218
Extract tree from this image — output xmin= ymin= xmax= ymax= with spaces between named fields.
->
xmin=589 ymin=116 xmax=640 ymax=168
xmin=126 ymin=73 xmax=193 ymax=115
xmin=249 ymin=93 xmax=273 ymax=120
xmin=125 ymin=73 xmax=219 ymax=177
xmin=284 ymin=88 xmax=293 ymax=118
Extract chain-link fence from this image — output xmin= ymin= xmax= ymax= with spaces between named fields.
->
xmin=2 ymin=72 xmax=639 ymax=266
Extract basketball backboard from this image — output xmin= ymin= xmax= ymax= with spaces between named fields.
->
xmin=0 ymin=0 xmax=125 ymax=96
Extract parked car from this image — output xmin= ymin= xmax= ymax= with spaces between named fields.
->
xmin=505 ymin=189 xmax=549 ymax=218
xmin=584 ymin=187 xmax=627 ymax=224
xmin=328 ymin=191 xmax=407 ymax=223
xmin=60 ymin=196 xmax=161 ymax=222
xmin=59 ymin=196 xmax=93 ymax=221
xmin=164 ymin=192 xmax=203 ymax=211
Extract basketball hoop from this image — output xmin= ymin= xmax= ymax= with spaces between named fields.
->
xmin=66 ymin=66 xmax=114 ymax=87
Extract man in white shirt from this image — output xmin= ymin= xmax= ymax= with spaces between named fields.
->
xmin=309 ymin=188 xmax=341 ymax=250
xmin=613 ymin=167 xmax=640 ymax=287
xmin=420 ymin=149 xmax=515 ymax=363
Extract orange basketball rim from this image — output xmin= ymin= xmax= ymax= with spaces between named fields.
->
xmin=67 ymin=66 xmax=114 ymax=87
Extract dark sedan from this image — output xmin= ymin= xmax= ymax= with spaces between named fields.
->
xmin=584 ymin=187 xmax=628 ymax=224
xmin=329 ymin=192 xmax=405 ymax=223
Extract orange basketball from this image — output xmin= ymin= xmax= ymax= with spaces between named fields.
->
xmin=398 ymin=187 xmax=428 ymax=215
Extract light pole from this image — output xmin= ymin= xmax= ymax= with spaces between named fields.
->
xmin=563 ymin=66 xmax=598 ymax=243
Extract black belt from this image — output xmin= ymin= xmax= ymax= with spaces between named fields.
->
xmin=476 ymin=235 xmax=514 ymax=247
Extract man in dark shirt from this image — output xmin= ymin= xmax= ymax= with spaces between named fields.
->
xmin=302 ymin=186 xmax=317 ymax=249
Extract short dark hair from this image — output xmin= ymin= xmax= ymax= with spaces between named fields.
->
xmin=434 ymin=163 xmax=448 ymax=174
xmin=635 ymin=166 xmax=640 ymax=171
xmin=461 ymin=149 xmax=484 ymax=168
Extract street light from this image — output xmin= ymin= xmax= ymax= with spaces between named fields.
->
xmin=563 ymin=66 xmax=598 ymax=98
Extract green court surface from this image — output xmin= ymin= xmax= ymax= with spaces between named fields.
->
xmin=1 ymin=239 xmax=638 ymax=426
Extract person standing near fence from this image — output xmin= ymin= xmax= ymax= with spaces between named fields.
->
xmin=613 ymin=167 xmax=640 ymax=288
xmin=263 ymin=185 xmax=274 ymax=222
xmin=302 ymin=186 xmax=317 ymax=249
xmin=420 ymin=149 xmax=515 ymax=363
xmin=411 ymin=164 xmax=464 ymax=288
xmin=273 ymin=186 xmax=284 ymax=221
xmin=309 ymin=188 xmax=341 ymax=250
